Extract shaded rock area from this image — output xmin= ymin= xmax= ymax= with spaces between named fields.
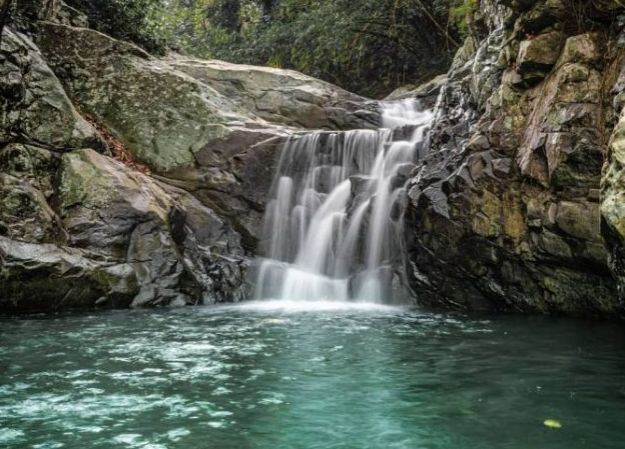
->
xmin=384 ymin=74 xmax=448 ymax=108
xmin=405 ymin=0 xmax=625 ymax=318
xmin=0 ymin=28 xmax=101 ymax=151
xmin=0 ymin=145 xmax=248 ymax=312
xmin=0 ymin=9 xmax=381 ymax=312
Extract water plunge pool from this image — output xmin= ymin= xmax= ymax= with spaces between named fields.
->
xmin=1 ymin=302 xmax=624 ymax=449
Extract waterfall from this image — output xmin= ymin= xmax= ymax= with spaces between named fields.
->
xmin=254 ymin=99 xmax=432 ymax=303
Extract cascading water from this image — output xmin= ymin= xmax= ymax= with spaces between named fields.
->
xmin=254 ymin=99 xmax=432 ymax=303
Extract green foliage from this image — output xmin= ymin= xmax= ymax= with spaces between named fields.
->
xmin=156 ymin=0 xmax=462 ymax=97
xmin=65 ymin=0 xmax=466 ymax=97
xmin=65 ymin=0 xmax=169 ymax=54
xmin=449 ymin=0 xmax=477 ymax=37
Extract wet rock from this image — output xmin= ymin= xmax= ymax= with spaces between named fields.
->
xmin=559 ymin=33 xmax=603 ymax=67
xmin=35 ymin=23 xmax=259 ymax=174
xmin=555 ymin=201 xmax=601 ymax=241
xmin=0 ymin=236 xmax=137 ymax=312
xmin=0 ymin=144 xmax=60 ymax=200
xmin=517 ymin=59 xmax=603 ymax=187
xmin=57 ymin=149 xmax=248 ymax=307
xmin=384 ymin=74 xmax=448 ymax=108
xmin=516 ymin=31 xmax=566 ymax=85
xmin=0 ymin=173 xmax=64 ymax=243
xmin=405 ymin=0 xmax=621 ymax=317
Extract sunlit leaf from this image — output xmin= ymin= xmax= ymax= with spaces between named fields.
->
xmin=544 ymin=419 xmax=562 ymax=429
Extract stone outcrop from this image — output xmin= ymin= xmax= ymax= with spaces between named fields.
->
xmin=0 ymin=28 xmax=101 ymax=151
xmin=168 ymin=56 xmax=379 ymax=130
xmin=35 ymin=22 xmax=263 ymax=174
xmin=384 ymin=74 xmax=448 ymax=108
xmin=0 ymin=146 xmax=249 ymax=312
xmin=0 ymin=11 xmax=381 ymax=313
xmin=0 ymin=23 xmax=259 ymax=312
xmin=404 ymin=0 xmax=625 ymax=318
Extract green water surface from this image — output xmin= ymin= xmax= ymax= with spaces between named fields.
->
xmin=1 ymin=301 xmax=624 ymax=449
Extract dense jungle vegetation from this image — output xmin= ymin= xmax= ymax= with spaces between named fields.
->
xmin=65 ymin=0 xmax=473 ymax=97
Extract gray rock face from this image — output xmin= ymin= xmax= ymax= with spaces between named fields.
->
xmin=35 ymin=22 xmax=261 ymax=174
xmin=384 ymin=75 xmax=447 ymax=108
xmin=0 ymin=28 xmax=101 ymax=150
xmin=601 ymin=53 xmax=625 ymax=302
xmin=0 ymin=23 xmax=256 ymax=312
xmin=168 ymin=57 xmax=380 ymax=130
xmin=60 ymin=149 xmax=248 ymax=305
xmin=404 ymin=0 xmax=623 ymax=318
xmin=515 ymin=31 xmax=566 ymax=86
xmin=0 ymin=148 xmax=249 ymax=312
xmin=0 ymin=236 xmax=135 ymax=312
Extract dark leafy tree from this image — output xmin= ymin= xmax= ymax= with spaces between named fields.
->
xmin=65 ymin=0 xmax=167 ymax=54
xmin=156 ymin=0 xmax=469 ymax=96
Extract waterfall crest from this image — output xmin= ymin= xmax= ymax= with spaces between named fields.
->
xmin=254 ymin=100 xmax=432 ymax=303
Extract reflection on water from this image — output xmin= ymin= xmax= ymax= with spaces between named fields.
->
xmin=1 ymin=303 xmax=624 ymax=449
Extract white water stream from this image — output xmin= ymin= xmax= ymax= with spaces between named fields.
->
xmin=255 ymin=100 xmax=432 ymax=303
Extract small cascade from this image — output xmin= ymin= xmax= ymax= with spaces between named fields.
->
xmin=254 ymin=99 xmax=432 ymax=303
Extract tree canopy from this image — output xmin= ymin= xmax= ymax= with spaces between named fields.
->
xmin=66 ymin=0 xmax=473 ymax=97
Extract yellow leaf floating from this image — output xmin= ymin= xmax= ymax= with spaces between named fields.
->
xmin=544 ymin=419 xmax=562 ymax=429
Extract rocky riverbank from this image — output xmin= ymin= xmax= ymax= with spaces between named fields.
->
xmin=405 ymin=0 xmax=625 ymax=318
xmin=2 ymin=0 xmax=625 ymax=318
xmin=0 ymin=1 xmax=378 ymax=311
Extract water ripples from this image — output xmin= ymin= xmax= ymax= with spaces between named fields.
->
xmin=1 ymin=305 xmax=624 ymax=448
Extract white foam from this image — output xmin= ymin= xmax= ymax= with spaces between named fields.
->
xmin=254 ymin=99 xmax=433 ymax=305
xmin=222 ymin=300 xmax=404 ymax=313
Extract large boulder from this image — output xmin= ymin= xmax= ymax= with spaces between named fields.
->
xmin=0 ymin=148 xmax=249 ymax=312
xmin=58 ymin=149 xmax=249 ymax=306
xmin=35 ymin=22 xmax=265 ymax=174
xmin=168 ymin=56 xmax=379 ymax=130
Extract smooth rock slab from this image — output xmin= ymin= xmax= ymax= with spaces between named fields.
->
xmin=168 ymin=56 xmax=380 ymax=130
